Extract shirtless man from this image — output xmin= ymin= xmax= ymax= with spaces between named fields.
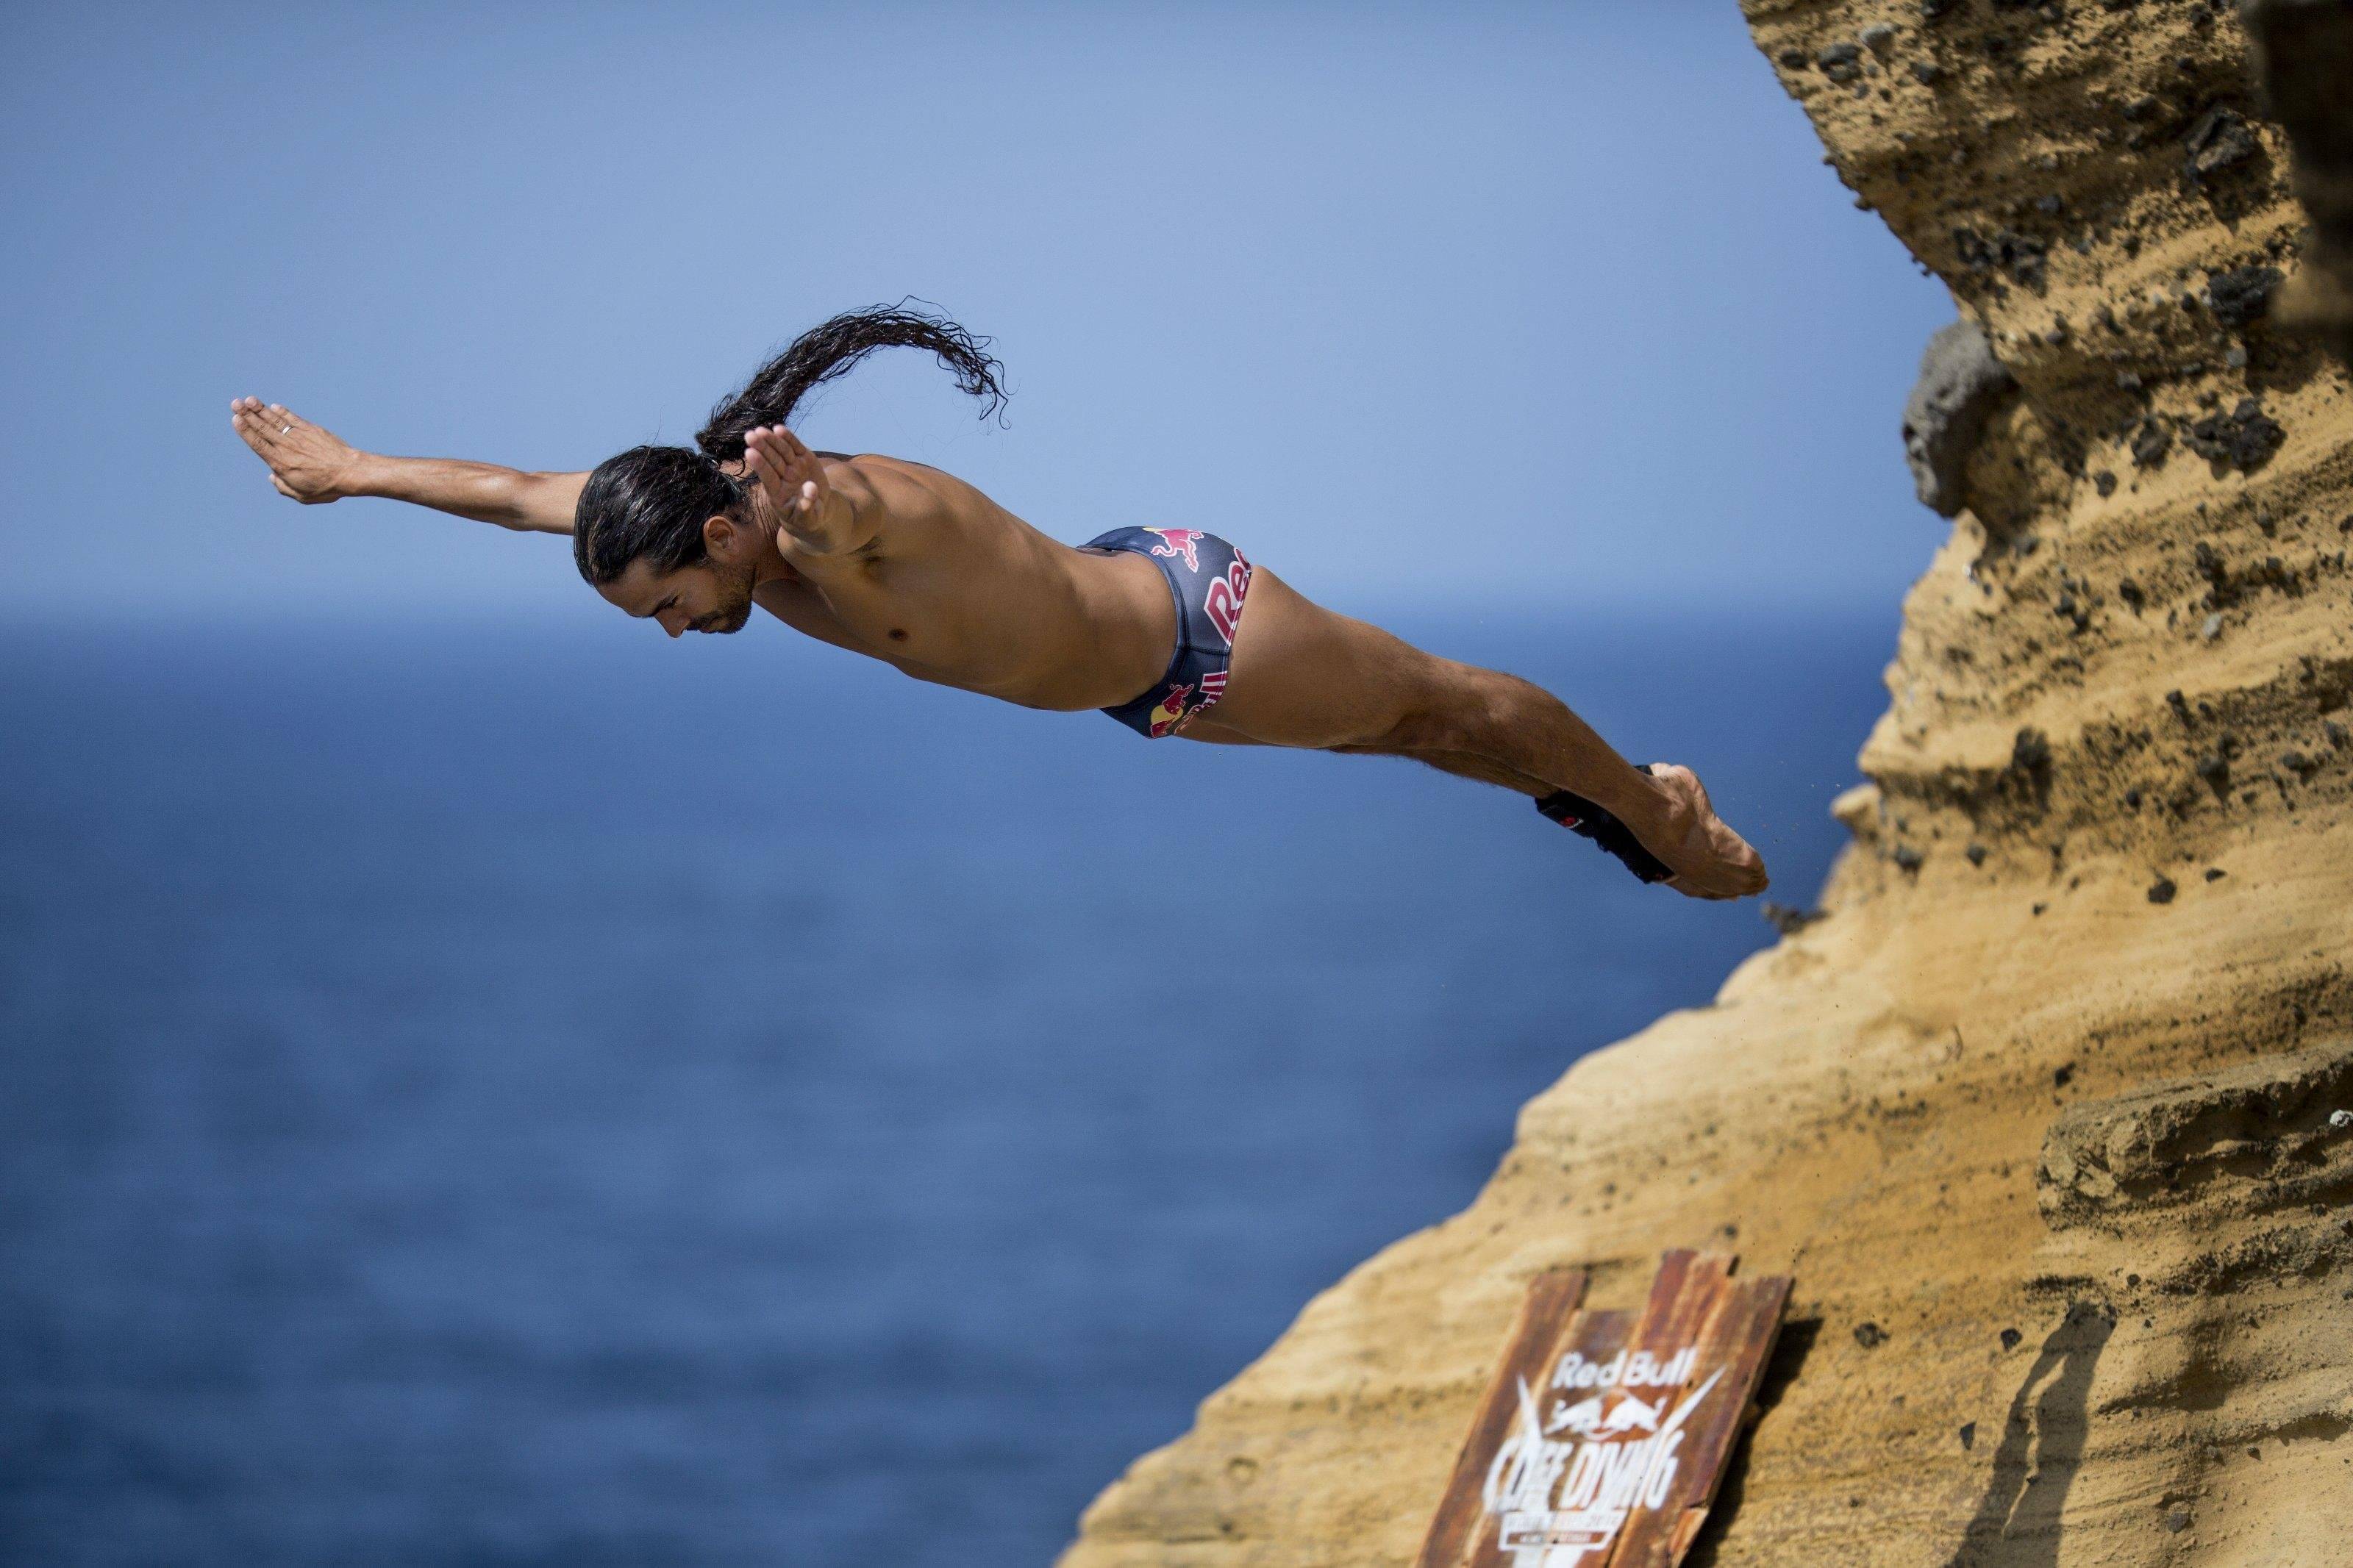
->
xmin=229 ymin=305 xmax=1766 ymax=898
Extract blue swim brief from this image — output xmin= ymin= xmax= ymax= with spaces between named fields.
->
xmin=1082 ymin=526 xmax=1255 ymax=737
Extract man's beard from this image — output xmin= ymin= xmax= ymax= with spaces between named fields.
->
xmin=699 ymin=559 xmax=758 ymax=634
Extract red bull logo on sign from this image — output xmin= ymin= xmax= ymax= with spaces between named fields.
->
xmin=1413 ymin=1253 xmax=1790 ymax=1568
xmin=1142 ymin=528 xmax=1205 ymax=572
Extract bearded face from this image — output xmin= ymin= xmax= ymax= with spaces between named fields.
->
xmin=597 ymin=554 xmax=760 ymax=637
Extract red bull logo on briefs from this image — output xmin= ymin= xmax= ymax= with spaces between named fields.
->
xmin=1142 ymin=528 xmax=1205 ymax=572
xmin=1146 ymin=682 xmax=1198 ymax=737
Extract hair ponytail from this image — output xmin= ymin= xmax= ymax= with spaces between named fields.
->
xmin=694 ymin=301 xmax=1007 ymax=462
xmin=575 ymin=303 xmax=1006 ymax=587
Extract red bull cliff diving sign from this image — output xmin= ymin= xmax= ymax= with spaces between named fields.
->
xmin=1416 ymin=1251 xmax=1790 ymax=1568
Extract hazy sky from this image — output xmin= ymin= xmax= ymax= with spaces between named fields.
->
xmin=3 ymin=3 xmax=1952 ymax=623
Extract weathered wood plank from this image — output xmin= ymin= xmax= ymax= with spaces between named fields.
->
xmin=1607 ymin=1261 xmax=1791 ymax=1568
xmin=1415 ymin=1267 xmax=1589 ymax=1568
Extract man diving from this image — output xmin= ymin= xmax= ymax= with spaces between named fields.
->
xmin=229 ymin=304 xmax=1768 ymax=898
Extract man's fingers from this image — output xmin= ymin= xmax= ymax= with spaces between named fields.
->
xmin=232 ymin=405 xmax=280 ymax=456
xmin=750 ymin=427 xmax=813 ymax=500
xmin=233 ymin=398 xmax=290 ymax=444
xmin=747 ymin=431 xmax=790 ymax=491
xmin=270 ymin=473 xmax=296 ymax=498
xmin=747 ymin=434 xmax=799 ymax=515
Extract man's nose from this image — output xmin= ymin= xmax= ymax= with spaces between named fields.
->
xmin=663 ymin=617 xmax=685 ymax=639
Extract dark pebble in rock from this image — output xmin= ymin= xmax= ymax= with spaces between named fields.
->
xmin=2185 ymin=106 xmax=2259 ymax=184
xmin=1911 ymin=60 xmax=1943 ymax=85
xmin=2206 ymin=265 xmax=2282 ymax=330
xmin=2196 ymin=753 xmax=2228 ymax=782
xmin=2163 ymin=1508 xmax=2192 ymax=1533
xmin=2165 ymin=689 xmax=2191 ymax=722
xmin=2118 ymin=578 xmax=2143 ymax=606
xmin=1854 ymin=1322 xmax=1887 ymax=1348
xmin=2184 ymin=398 xmax=2284 ymax=471
xmin=1862 ymin=22 xmax=1898 ymax=57
xmin=1959 ymin=1421 xmax=1977 ymax=1449
xmin=2032 ymin=902 xmax=2047 ymax=916
xmin=2012 ymin=728 xmax=2051 ymax=772
xmin=2125 ymin=787 xmax=2142 ymax=807
xmin=1965 ymin=843 xmax=1988 ymax=866
xmin=2281 ymin=749 xmax=2313 ymax=774
xmin=1999 ymin=1328 xmax=2021 ymax=1350
xmin=2149 ymin=876 xmax=2177 ymax=903
xmin=1818 ymin=41 xmax=1864 ymax=82
xmin=2096 ymin=471 xmax=2118 ymax=497
xmin=2115 ymin=370 xmax=2143 ymax=391
xmin=1762 ymin=901 xmax=1825 ymax=936
xmin=1779 ymin=47 xmax=1809 ymax=68
xmin=1893 ymin=845 xmax=1924 ymax=872
xmin=2131 ymin=419 xmax=2171 ymax=468
xmin=2326 ymin=720 xmax=2348 ymax=748
xmin=2054 ymin=1063 xmax=2074 ymax=1087
xmin=1953 ymin=225 xmax=2049 ymax=290
xmin=2204 ymin=867 xmax=2226 ymax=881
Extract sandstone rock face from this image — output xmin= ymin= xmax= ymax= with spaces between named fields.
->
xmin=1059 ymin=5 xmax=2353 ymax=1565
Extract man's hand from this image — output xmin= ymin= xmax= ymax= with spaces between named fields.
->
xmin=743 ymin=425 xmax=857 ymax=553
xmin=230 ymin=396 xmax=363 ymax=504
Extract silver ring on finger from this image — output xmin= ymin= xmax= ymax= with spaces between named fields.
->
xmin=280 ymin=424 xmax=292 ymax=434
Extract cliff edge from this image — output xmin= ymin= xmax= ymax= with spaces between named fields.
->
xmin=1061 ymin=4 xmax=2353 ymax=1564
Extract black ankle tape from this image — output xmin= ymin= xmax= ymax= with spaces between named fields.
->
xmin=1533 ymin=766 xmax=1673 ymax=884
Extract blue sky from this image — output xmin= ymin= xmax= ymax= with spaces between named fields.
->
xmin=3 ymin=2 xmax=1952 ymax=623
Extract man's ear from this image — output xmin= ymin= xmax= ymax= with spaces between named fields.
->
xmin=703 ymin=512 xmax=749 ymax=562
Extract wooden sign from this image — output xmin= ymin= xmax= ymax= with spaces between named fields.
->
xmin=1417 ymin=1251 xmax=1790 ymax=1568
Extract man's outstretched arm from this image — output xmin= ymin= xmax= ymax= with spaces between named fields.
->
xmin=230 ymin=398 xmax=586 ymax=534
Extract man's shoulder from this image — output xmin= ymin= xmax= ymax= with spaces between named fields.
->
xmin=832 ymin=452 xmax=988 ymax=514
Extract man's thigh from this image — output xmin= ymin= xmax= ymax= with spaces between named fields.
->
xmin=1197 ymin=567 xmax=1442 ymax=749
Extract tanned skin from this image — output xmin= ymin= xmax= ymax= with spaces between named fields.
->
xmin=229 ymin=397 xmax=1768 ymax=898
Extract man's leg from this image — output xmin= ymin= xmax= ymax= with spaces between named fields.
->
xmin=1183 ymin=568 xmax=1768 ymax=899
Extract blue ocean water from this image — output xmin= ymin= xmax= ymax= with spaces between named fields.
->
xmin=0 ymin=606 xmax=1889 ymax=1567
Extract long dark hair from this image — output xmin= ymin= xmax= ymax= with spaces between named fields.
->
xmin=573 ymin=302 xmax=1007 ymax=586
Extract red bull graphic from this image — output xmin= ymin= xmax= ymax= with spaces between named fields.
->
xmin=1414 ymin=1253 xmax=1790 ymax=1568
xmin=1145 ymin=681 xmax=1199 ymax=738
xmin=1142 ymin=527 xmax=1206 ymax=572
xmin=1079 ymin=526 xmax=1252 ymax=739
xmin=1204 ymin=554 xmax=1252 ymax=646
xmin=1480 ymin=1360 xmax=1724 ymax=1565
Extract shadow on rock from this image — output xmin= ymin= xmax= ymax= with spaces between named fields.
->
xmin=1682 ymin=1317 xmax=1821 ymax=1568
xmin=1944 ymin=1301 xmax=2115 ymax=1568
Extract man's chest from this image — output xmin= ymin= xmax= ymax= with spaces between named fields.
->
xmin=751 ymin=565 xmax=1042 ymax=697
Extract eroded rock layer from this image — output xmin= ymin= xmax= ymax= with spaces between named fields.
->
xmin=1060 ymin=4 xmax=2353 ymax=1564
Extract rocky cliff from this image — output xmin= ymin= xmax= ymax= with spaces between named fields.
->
xmin=1059 ymin=4 xmax=2353 ymax=1565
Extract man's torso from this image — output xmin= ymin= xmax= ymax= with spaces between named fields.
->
xmin=750 ymin=454 xmax=1178 ymax=711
